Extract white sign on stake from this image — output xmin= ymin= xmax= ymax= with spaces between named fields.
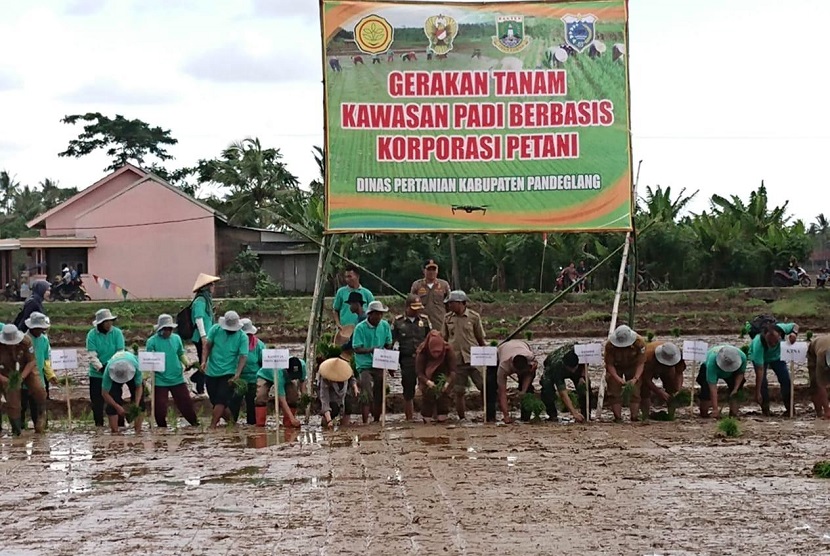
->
xmin=470 ymin=346 xmax=498 ymax=367
xmin=373 ymin=349 xmax=400 ymax=370
xmin=262 ymin=349 xmax=290 ymax=369
xmin=138 ymin=351 xmax=166 ymax=373
xmin=781 ymin=341 xmax=809 ymax=363
xmin=51 ymin=349 xmax=78 ymax=371
xmin=575 ymin=343 xmax=604 ymax=365
xmin=682 ymin=340 xmax=709 ymax=361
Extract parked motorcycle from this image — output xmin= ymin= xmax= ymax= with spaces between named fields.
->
xmin=49 ymin=278 xmax=91 ymax=301
xmin=771 ymin=267 xmax=811 ymax=288
xmin=0 ymin=280 xmax=22 ymax=301
xmin=817 ymin=268 xmax=830 ymax=288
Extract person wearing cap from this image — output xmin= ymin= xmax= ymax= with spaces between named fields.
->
xmin=640 ymin=341 xmax=686 ymax=420
xmin=352 ymin=300 xmax=393 ymax=423
xmin=807 ymin=336 xmax=830 ymax=419
xmin=604 ymin=324 xmax=647 ymax=422
xmin=393 ymin=294 xmax=432 ymax=421
xmin=332 ymin=264 xmax=374 ymax=332
xmin=336 ymin=291 xmax=368 ymax=351
xmin=415 ymin=330 xmax=456 ymax=423
xmin=21 ymin=312 xmax=58 ymax=430
xmin=540 ymin=343 xmax=590 ymax=423
xmin=318 ymin=356 xmax=359 ymax=428
xmin=254 ymin=356 xmax=304 ymax=428
xmin=201 ymin=310 xmax=249 ymax=428
xmin=86 ymin=308 xmax=126 ymax=427
xmin=0 ymin=324 xmax=48 ymax=435
xmin=190 ymin=273 xmax=219 ymax=397
xmin=411 ymin=259 xmax=451 ymax=329
xmin=101 ymin=351 xmax=145 ymax=433
xmin=230 ymin=318 xmax=262 ymax=425
xmin=496 ymin=339 xmax=538 ymax=423
xmin=442 ymin=290 xmax=487 ymax=420
xmin=697 ymin=345 xmax=747 ymax=418
xmin=748 ymin=319 xmax=798 ymax=416
xmin=145 ymin=314 xmax=199 ymax=428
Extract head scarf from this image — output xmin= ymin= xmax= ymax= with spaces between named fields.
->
xmin=196 ymin=285 xmax=214 ymax=315
xmin=418 ymin=330 xmax=450 ymax=380
xmin=247 ymin=332 xmax=257 ymax=352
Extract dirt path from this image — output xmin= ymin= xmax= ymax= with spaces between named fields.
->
xmin=1 ymin=419 xmax=829 ymax=555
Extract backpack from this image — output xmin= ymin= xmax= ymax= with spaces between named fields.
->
xmin=746 ymin=314 xmax=777 ymax=339
xmin=176 ymin=300 xmax=196 ymax=339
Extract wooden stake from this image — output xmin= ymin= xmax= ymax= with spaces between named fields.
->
xmin=65 ymin=373 xmax=72 ymax=431
xmin=274 ymin=368 xmax=280 ymax=433
xmin=148 ymin=372 xmax=154 ymax=430
xmin=584 ymin=365 xmax=590 ymax=423
xmin=381 ymin=369 xmax=387 ymax=427
xmin=482 ymin=365 xmax=488 ymax=424
xmin=789 ymin=361 xmax=795 ymax=418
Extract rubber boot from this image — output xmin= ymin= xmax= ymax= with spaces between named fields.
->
xmin=255 ymin=406 xmax=267 ymax=427
xmin=10 ymin=418 xmax=22 ymax=437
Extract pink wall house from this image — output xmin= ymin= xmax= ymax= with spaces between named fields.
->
xmin=25 ymin=164 xmax=225 ymax=300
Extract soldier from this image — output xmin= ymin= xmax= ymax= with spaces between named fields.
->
xmin=442 ymin=290 xmax=488 ymax=420
xmin=604 ymin=324 xmax=647 ymax=422
xmin=411 ymin=259 xmax=451 ymax=332
xmin=0 ymin=324 xmax=47 ymax=435
xmin=540 ymin=343 xmax=590 ymax=423
xmin=640 ymin=341 xmax=685 ymax=420
xmin=393 ymin=294 xmax=431 ymax=421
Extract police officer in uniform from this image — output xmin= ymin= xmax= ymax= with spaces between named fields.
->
xmin=411 ymin=259 xmax=450 ymax=333
xmin=393 ymin=294 xmax=432 ymax=421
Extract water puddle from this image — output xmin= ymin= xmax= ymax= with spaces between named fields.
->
xmin=507 ymin=455 xmax=518 ymax=468
xmin=56 ymin=477 xmax=92 ymax=495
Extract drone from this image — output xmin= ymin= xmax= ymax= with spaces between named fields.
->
xmin=451 ymin=205 xmax=489 ymax=215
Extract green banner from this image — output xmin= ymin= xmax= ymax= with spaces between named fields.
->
xmin=322 ymin=0 xmax=632 ymax=233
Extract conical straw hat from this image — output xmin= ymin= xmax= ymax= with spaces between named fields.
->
xmin=192 ymin=273 xmax=220 ymax=292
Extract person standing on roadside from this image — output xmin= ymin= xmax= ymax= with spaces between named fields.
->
xmin=749 ymin=320 xmax=798 ymax=416
xmin=496 ymin=339 xmax=537 ymax=423
xmin=145 ymin=314 xmax=199 ymax=428
xmin=0 ymin=324 xmax=47 ymax=435
xmin=201 ymin=310 xmax=248 ymax=428
xmin=332 ymin=265 xmax=374 ymax=337
xmin=604 ymin=325 xmax=647 ymax=422
xmin=639 ymin=341 xmax=685 ymax=420
xmin=442 ymin=290 xmax=487 ymax=420
xmin=190 ymin=273 xmax=220 ymax=397
xmin=352 ymin=301 xmax=393 ymax=423
xmin=410 ymin=259 xmax=451 ymax=330
xmin=14 ymin=279 xmax=51 ymax=333
xmin=87 ymin=309 xmax=125 ymax=427
xmin=393 ymin=294 xmax=431 ymax=421
xmin=696 ymin=345 xmax=746 ymax=418
xmin=807 ymin=335 xmax=830 ymax=419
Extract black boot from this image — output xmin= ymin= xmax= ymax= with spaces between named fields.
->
xmin=10 ymin=418 xmax=23 ymax=436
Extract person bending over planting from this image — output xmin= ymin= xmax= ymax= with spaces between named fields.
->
xmin=540 ymin=343 xmax=590 ymax=423
xmin=604 ymin=325 xmax=647 ymax=422
xmin=278 ymin=357 xmax=307 ymax=428
xmin=352 ymin=301 xmax=394 ymax=423
xmin=749 ymin=319 xmax=798 ymax=416
xmin=201 ymin=311 xmax=248 ymax=428
xmin=640 ymin=341 xmax=685 ymax=420
xmin=415 ymin=330 xmax=456 ymax=423
xmin=496 ymin=339 xmax=537 ymax=423
xmin=145 ymin=314 xmax=199 ymax=428
xmin=229 ymin=319 xmax=262 ymax=425
xmin=318 ymin=356 xmax=358 ymax=428
xmin=807 ymin=335 xmax=830 ymax=419
xmin=101 ymin=351 xmax=145 ymax=433
xmin=87 ymin=309 xmax=125 ymax=427
xmin=697 ymin=345 xmax=746 ymax=418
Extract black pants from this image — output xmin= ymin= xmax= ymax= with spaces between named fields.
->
xmin=540 ymin=379 xmax=591 ymax=420
xmin=89 ymin=376 xmax=105 ymax=427
xmin=192 ymin=340 xmax=206 ymax=394
xmin=229 ymin=383 xmax=257 ymax=425
xmin=20 ymin=388 xmax=41 ymax=428
xmin=485 ymin=366 xmax=497 ymax=422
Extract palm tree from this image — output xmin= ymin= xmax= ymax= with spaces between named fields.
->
xmin=0 ymin=170 xmax=20 ymax=213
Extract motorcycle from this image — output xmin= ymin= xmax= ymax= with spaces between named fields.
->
xmin=0 ymin=280 xmax=22 ymax=301
xmin=771 ymin=267 xmax=811 ymax=288
xmin=49 ymin=278 xmax=91 ymax=301
xmin=817 ymin=268 xmax=830 ymax=288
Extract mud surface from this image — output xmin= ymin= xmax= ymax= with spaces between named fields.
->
xmin=1 ymin=418 xmax=829 ymax=555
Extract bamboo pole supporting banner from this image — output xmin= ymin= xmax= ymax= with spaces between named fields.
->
xmin=304 ymin=234 xmax=331 ymax=394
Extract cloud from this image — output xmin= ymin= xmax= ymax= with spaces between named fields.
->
xmin=183 ymin=42 xmax=321 ymax=84
xmin=250 ymin=0 xmax=317 ymax=20
xmin=0 ymin=140 xmax=23 ymax=154
xmin=65 ymin=0 xmax=107 ymax=16
xmin=0 ymin=71 xmax=22 ymax=91
xmin=60 ymin=79 xmax=178 ymax=105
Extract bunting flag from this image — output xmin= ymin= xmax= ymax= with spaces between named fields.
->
xmin=92 ymin=274 xmax=130 ymax=300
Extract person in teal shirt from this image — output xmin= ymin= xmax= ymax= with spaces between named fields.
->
xmin=229 ymin=319 xmax=261 ymax=425
xmin=189 ymin=273 xmax=219 ymax=396
xmin=21 ymin=312 xmax=57 ymax=430
xmin=748 ymin=320 xmax=798 ymax=416
xmin=87 ymin=309 xmax=125 ymax=427
xmin=352 ymin=301 xmax=393 ymax=424
xmin=201 ymin=310 xmax=248 ymax=428
xmin=101 ymin=351 xmax=144 ymax=433
xmin=145 ymin=314 xmax=199 ymax=428
xmin=696 ymin=345 xmax=747 ymax=418
xmin=255 ymin=357 xmax=304 ymax=428
xmin=332 ymin=265 xmax=374 ymax=329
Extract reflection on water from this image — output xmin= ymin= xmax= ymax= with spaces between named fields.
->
xmin=185 ymin=477 xmax=201 ymax=487
xmin=507 ymin=455 xmax=518 ymax=468
xmin=56 ymin=477 xmax=92 ymax=495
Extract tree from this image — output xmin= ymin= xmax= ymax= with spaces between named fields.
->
xmin=59 ymin=112 xmax=178 ymax=172
xmin=39 ymin=178 xmax=78 ymax=210
xmin=0 ymin=170 xmax=20 ymax=213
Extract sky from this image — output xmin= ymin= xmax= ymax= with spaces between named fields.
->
xmin=0 ymin=0 xmax=828 ymax=223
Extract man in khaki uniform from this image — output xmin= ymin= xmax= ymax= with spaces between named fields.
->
xmin=411 ymin=259 xmax=451 ymax=331
xmin=496 ymin=339 xmax=537 ymax=423
xmin=442 ymin=290 xmax=486 ymax=420
xmin=392 ymin=294 xmax=431 ymax=421
xmin=807 ymin=335 xmax=830 ymax=419
xmin=604 ymin=324 xmax=647 ymax=422
xmin=0 ymin=324 xmax=47 ymax=435
xmin=639 ymin=341 xmax=685 ymax=419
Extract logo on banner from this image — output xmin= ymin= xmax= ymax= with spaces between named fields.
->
xmin=424 ymin=14 xmax=458 ymax=56
xmin=562 ymin=14 xmax=597 ymax=53
xmin=354 ymin=14 xmax=394 ymax=55
xmin=492 ymin=15 xmax=530 ymax=54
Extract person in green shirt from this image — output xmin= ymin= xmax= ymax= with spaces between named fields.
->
xmin=189 ymin=273 xmax=219 ymax=397
xmin=145 ymin=314 xmax=199 ymax=428
xmin=748 ymin=320 xmax=798 ymax=416
xmin=201 ymin=310 xmax=248 ymax=428
xmin=255 ymin=356 xmax=304 ymax=428
xmin=332 ymin=264 xmax=375 ymax=330
xmin=540 ymin=343 xmax=590 ymax=423
xmin=696 ymin=345 xmax=747 ymax=418
xmin=352 ymin=301 xmax=393 ymax=424
xmin=229 ymin=318 xmax=261 ymax=425
xmin=101 ymin=351 xmax=144 ymax=433
xmin=87 ymin=309 xmax=125 ymax=427
xmin=21 ymin=313 xmax=58 ymax=430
